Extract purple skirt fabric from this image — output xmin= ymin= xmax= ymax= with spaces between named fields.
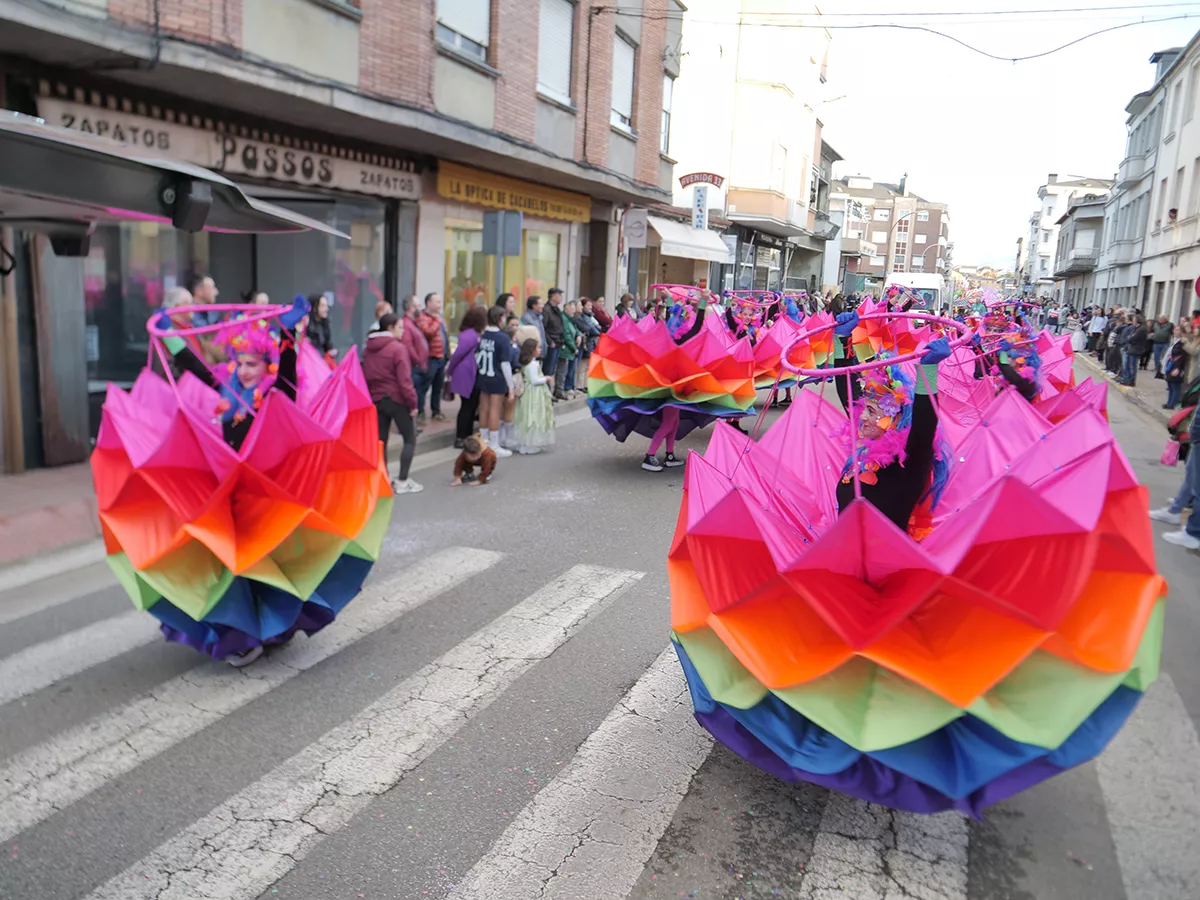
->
xmin=159 ymin=603 xmax=336 ymax=660
xmin=693 ymin=704 xmax=1063 ymax=819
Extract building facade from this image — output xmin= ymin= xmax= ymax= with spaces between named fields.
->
xmin=667 ymin=0 xmax=837 ymax=295
xmin=1020 ymin=174 xmax=1113 ymax=297
xmin=0 ymin=0 xmax=678 ymax=471
xmin=1054 ymin=197 xmax=1108 ymax=308
xmin=833 ymin=176 xmax=952 ymax=295
xmin=1130 ymin=42 xmax=1200 ymax=320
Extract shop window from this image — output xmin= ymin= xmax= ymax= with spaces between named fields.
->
xmin=444 ymin=222 xmax=494 ymax=331
xmin=524 ymin=231 xmax=561 ymax=300
xmin=538 ymin=0 xmax=575 ymax=104
xmin=437 ymin=0 xmax=490 ymax=61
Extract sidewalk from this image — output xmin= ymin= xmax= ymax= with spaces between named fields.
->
xmin=1075 ymin=351 xmax=1174 ymax=427
xmin=0 ymin=392 xmax=589 ymax=574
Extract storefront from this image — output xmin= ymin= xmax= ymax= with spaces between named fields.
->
xmin=16 ymin=78 xmax=424 ymax=463
xmin=418 ymin=161 xmax=591 ymax=330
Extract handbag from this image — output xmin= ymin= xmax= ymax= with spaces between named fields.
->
xmin=442 ymin=381 xmax=455 ymax=403
xmin=1162 ymin=439 xmax=1181 ymax=467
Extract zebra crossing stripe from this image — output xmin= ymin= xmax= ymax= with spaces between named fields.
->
xmin=1097 ymin=674 xmax=1200 ymax=900
xmin=84 ymin=564 xmax=643 ymax=900
xmin=448 ymin=647 xmax=713 ymax=900
xmin=0 ymin=609 xmax=162 ymax=707
xmin=0 ymin=546 xmax=503 ymax=844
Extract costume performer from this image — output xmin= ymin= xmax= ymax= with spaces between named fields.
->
xmin=91 ymin=298 xmax=393 ymax=667
xmin=668 ymin=309 xmax=1166 ymax=815
xmin=586 ymin=285 xmax=756 ymax=470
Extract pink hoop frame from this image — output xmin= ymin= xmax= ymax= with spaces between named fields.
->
xmin=779 ymin=311 xmax=975 ymax=377
xmin=146 ymin=302 xmax=293 ymax=339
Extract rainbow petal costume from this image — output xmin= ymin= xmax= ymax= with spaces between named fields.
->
xmin=670 ymin=365 xmax=1164 ymax=815
xmin=91 ymin=306 xmax=391 ymax=660
xmin=587 ymin=296 xmax=756 ymax=442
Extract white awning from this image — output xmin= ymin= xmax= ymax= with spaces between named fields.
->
xmin=648 ymin=216 xmax=732 ymax=263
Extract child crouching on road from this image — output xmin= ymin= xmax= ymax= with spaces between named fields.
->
xmin=451 ymin=434 xmax=497 ymax=486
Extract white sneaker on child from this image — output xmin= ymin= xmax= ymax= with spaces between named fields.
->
xmin=1162 ymin=529 xmax=1200 ymax=550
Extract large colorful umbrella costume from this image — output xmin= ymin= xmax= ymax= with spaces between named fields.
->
xmin=91 ymin=302 xmax=392 ymax=660
xmin=587 ymin=284 xmax=757 ymax=442
xmin=669 ymin=310 xmax=1166 ymax=815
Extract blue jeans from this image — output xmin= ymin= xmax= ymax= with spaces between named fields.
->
xmin=414 ymin=357 xmax=446 ymax=416
xmin=543 ymin=345 xmax=561 ymax=393
xmin=1168 ymin=380 xmax=1183 ymax=409
xmin=1153 ymin=342 xmax=1168 ymax=374
xmin=564 ymin=357 xmax=578 ymax=392
xmin=1170 ymin=448 xmax=1196 ymax=514
xmin=1120 ymin=350 xmax=1138 ymax=384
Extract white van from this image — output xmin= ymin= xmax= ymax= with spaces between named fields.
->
xmin=884 ymin=272 xmax=945 ymax=311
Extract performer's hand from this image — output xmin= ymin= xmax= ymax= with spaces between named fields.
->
xmin=834 ymin=312 xmax=859 ymax=337
xmin=920 ymin=337 xmax=951 ymax=365
xmin=279 ymin=294 xmax=310 ymax=330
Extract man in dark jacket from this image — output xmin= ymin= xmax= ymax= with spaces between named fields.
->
xmin=1120 ymin=314 xmax=1148 ymax=386
xmin=542 ymin=288 xmax=566 ymax=399
xmin=1151 ymin=314 xmax=1173 ymax=377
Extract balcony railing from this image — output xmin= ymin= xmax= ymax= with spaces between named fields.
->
xmin=841 ymin=237 xmax=877 ymax=257
xmin=1117 ymin=149 xmax=1156 ymax=189
xmin=1053 ymin=247 xmax=1099 ymax=277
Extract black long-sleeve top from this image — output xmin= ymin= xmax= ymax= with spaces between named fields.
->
xmin=676 ymin=305 xmax=706 ymax=344
xmin=836 ymin=388 xmax=937 ymax=532
xmin=172 ymin=329 xmax=298 ymax=450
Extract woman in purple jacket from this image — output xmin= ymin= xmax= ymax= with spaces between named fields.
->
xmin=446 ymin=305 xmax=488 ymax=448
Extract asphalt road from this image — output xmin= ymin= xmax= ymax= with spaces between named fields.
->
xmin=0 ymin=367 xmax=1198 ymax=900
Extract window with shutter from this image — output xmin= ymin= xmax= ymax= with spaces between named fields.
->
xmin=538 ymin=0 xmax=574 ymax=104
xmin=661 ymin=75 xmax=674 ymax=154
xmin=437 ymin=0 xmax=490 ymax=60
xmin=611 ymin=33 xmax=636 ymax=130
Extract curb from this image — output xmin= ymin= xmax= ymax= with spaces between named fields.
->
xmin=1075 ymin=353 xmax=1171 ymax=427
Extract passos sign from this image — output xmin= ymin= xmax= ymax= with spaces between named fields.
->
xmin=37 ymin=98 xmax=421 ymax=200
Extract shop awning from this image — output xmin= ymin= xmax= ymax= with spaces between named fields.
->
xmin=648 ymin=216 xmax=733 ymax=263
xmin=0 ymin=110 xmax=348 ymax=239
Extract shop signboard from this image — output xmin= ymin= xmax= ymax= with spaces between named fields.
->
xmin=37 ymin=97 xmax=422 ymax=200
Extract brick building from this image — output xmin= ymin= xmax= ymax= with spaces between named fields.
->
xmin=832 ymin=175 xmax=952 ymax=296
xmin=0 ymin=0 xmax=680 ymax=469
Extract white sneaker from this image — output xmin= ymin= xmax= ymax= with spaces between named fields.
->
xmin=518 ymin=446 xmax=543 ymax=455
xmin=392 ymin=478 xmax=424 ymax=494
xmin=1150 ymin=506 xmax=1182 ymax=525
xmin=226 ymin=644 xmax=264 ymax=667
xmin=1162 ymin=529 xmax=1200 ymax=550
xmin=493 ymin=445 xmax=513 ymax=458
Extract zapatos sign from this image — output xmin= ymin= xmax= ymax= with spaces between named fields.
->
xmin=37 ymin=98 xmax=421 ymax=200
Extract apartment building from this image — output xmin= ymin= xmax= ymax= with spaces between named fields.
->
xmin=668 ymin=0 xmax=839 ymax=294
xmin=1054 ymin=196 xmax=1108 ymax=308
xmin=1021 ymin=174 xmax=1112 ymax=298
xmin=0 ymin=0 xmax=680 ymax=470
xmin=1130 ymin=40 xmax=1200 ymax=320
xmin=833 ymin=175 xmax=951 ymax=293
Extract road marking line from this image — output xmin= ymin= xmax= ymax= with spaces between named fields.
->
xmin=0 ymin=547 xmax=502 ymax=844
xmin=447 ymin=646 xmax=712 ymax=900
xmin=1097 ymin=674 xmax=1200 ymax=900
xmin=84 ymin=564 xmax=643 ymax=900
xmin=0 ymin=540 xmax=107 ymax=597
xmin=0 ymin=609 xmax=162 ymax=707
xmin=796 ymin=795 xmax=969 ymax=899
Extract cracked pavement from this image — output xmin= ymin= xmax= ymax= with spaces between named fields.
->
xmin=0 ymin=548 xmax=499 ymax=844
xmin=85 ymin=565 xmax=641 ymax=900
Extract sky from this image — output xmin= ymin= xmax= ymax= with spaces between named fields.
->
xmin=806 ymin=0 xmax=1200 ymax=268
